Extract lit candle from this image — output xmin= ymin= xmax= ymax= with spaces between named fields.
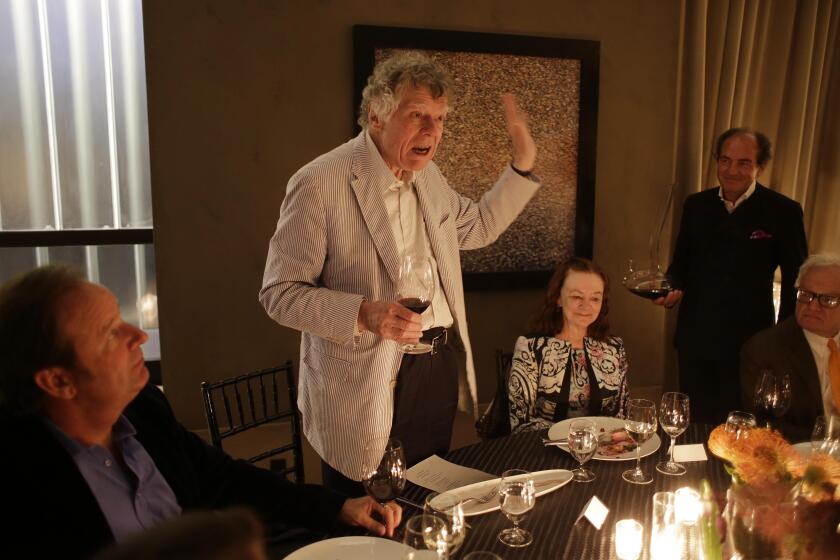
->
xmin=675 ymin=487 xmax=701 ymax=525
xmin=614 ymin=519 xmax=643 ymax=560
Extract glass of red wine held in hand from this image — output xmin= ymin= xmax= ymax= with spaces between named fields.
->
xmin=397 ymin=254 xmax=435 ymax=354
xmin=753 ymin=370 xmax=791 ymax=429
xmin=362 ymin=437 xmax=406 ymax=507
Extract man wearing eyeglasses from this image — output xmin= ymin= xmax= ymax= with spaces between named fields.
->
xmin=654 ymin=128 xmax=808 ymax=423
xmin=740 ymin=254 xmax=840 ymax=440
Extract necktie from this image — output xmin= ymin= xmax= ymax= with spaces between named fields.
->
xmin=828 ymin=338 xmax=840 ymax=410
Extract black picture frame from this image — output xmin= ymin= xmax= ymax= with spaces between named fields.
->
xmin=353 ymin=25 xmax=599 ymax=290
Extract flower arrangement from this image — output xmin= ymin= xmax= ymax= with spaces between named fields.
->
xmin=707 ymin=425 xmax=840 ymax=559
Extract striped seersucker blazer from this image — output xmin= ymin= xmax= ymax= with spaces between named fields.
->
xmin=260 ymin=131 xmax=539 ymax=479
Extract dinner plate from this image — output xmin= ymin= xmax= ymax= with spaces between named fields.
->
xmin=547 ymin=416 xmax=661 ymax=461
xmin=432 ymin=468 xmax=573 ymax=517
xmin=284 ymin=536 xmax=411 ymax=559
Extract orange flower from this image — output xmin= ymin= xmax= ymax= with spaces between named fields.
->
xmin=725 ymin=428 xmax=802 ymax=486
xmin=799 ymin=453 xmax=840 ymax=502
xmin=708 ymin=424 xmax=737 ymax=462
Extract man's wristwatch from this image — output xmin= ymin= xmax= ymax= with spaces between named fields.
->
xmin=511 ymin=163 xmax=539 ymax=182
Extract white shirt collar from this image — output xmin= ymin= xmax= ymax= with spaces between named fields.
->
xmin=718 ymin=180 xmax=756 ymax=213
xmin=364 ymin=130 xmax=414 ymax=190
xmin=802 ymin=327 xmax=840 ymax=350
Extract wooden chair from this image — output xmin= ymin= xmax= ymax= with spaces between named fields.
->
xmin=475 ymin=349 xmax=513 ymax=439
xmin=200 ymin=361 xmax=304 ymax=482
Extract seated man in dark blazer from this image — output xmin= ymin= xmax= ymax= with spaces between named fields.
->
xmin=0 ymin=266 xmax=401 ymax=559
xmin=740 ymin=254 xmax=840 ymax=441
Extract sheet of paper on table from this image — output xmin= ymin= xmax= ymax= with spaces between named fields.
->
xmin=406 ymin=455 xmax=496 ymax=493
xmin=674 ymin=443 xmax=708 ymax=462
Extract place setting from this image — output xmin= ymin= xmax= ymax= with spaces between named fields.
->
xmin=543 ymin=409 xmax=662 ymax=463
xmin=541 ymin=392 xmax=702 ymax=487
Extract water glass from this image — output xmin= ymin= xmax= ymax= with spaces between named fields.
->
xmin=650 ymin=491 xmax=677 ymax=560
xmin=497 ymin=469 xmax=535 ymax=548
xmin=622 ymin=398 xmax=658 ymax=484
xmin=462 ymin=553 xmax=502 ymax=560
xmin=423 ymin=492 xmax=466 ymax=556
xmin=402 ymin=514 xmax=448 ymax=559
xmin=725 ymin=411 xmax=757 ymax=440
xmin=811 ymin=414 xmax=840 ymax=456
xmin=568 ymin=418 xmax=598 ymax=482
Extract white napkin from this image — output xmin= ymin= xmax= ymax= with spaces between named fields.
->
xmin=673 ymin=443 xmax=708 ymax=462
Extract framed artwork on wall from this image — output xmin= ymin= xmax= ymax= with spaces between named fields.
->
xmin=353 ymin=25 xmax=599 ymax=289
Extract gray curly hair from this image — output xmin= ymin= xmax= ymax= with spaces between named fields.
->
xmin=358 ymin=51 xmax=454 ymax=130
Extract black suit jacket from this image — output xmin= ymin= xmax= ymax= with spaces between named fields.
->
xmin=0 ymin=385 xmax=346 ymax=559
xmin=740 ymin=316 xmax=823 ymax=442
xmin=668 ymin=184 xmax=807 ymax=357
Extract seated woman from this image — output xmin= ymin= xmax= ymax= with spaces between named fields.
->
xmin=508 ymin=258 xmax=629 ymax=432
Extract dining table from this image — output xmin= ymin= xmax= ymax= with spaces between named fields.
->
xmin=400 ymin=423 xmax=730 ymax=559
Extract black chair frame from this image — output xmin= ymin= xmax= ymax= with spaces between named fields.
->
xmin=475 ymin=349 xmax=513 ymax=439
xmin=200 ymin=361 xmax=304 ymax=483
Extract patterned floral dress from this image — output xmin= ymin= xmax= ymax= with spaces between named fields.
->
xmin=507 ymin=335 xmax=629 ymax=433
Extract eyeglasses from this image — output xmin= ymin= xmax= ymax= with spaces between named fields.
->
xmin=796 ymin=289 xmax=840 ymax=309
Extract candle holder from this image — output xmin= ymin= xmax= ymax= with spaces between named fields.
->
xmin=614 ymin=519 xmax=643 ymax=560
xmin=675 ymin=487 xmax=701 ymax=525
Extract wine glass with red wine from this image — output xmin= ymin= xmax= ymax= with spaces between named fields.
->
xmin=397 ymin=253 xmax=436 ymax=354
xmin=362 ymin=437 xmax=406 ymax=505
xmin=622 ymin=259 xmax=673 ymax=300
xmin=753 ymin=369 xmax=791 ymax=428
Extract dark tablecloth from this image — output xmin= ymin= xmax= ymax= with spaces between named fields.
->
xmin=402 ymin=424 xmax=729 ymax=559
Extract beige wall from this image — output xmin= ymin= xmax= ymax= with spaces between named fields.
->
xmin=143 ymin=0 xmax=681 ymax=429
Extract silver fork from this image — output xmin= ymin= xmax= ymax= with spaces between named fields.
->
xmin=462 ymin=486 xmax=499 ymax=505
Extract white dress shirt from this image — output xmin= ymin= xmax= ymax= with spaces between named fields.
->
xmin=802 ymin=328 xmax=840 ymax=418
xmin=718 ymin=180 xmax=756 ymax=213
xmin=365 ymin=131 xmax=453 ymax=330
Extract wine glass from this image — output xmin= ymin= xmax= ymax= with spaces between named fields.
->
xmin=622 ymin=399 xmax=658 ymax=484
xmin=567 ymin=419 xmax=598 ymax=482
xmin=622 ymin=259 xmax=673 ymax=300
xmin=497 ymin=469 xmax=535 ymax=548
xmin=753 ymin=370 xmax=791 ymax=428
xmin=362 ymin=437 xmax=406 ymax=505
xmin=656 ymin=392 xmax=690 ymax=476
xmin=423 ymin=492 xmax=466 ymax=556
xmin=397 ymin=253 xmax=436 ymax=354
xmin=402 ymin=514 xmax=448 ymax=559
xmin=463 ymin=553 xmax=502 ymax=560
xmin=725 ymin=410 xmax=757 ymax=441
xmin=811 ymin=414 xmax=840 ymax=456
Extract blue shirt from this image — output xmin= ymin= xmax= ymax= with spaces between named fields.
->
xmin=44 ymin=415 xmax=182 ymax=541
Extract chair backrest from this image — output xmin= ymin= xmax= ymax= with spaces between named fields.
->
xmin=200 ymin=361 xmax=304 ymax=483
xmin=475 ymin=349 xmax=513 ymax=439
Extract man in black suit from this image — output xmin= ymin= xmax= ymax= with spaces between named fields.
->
xmin=740 ymin=254 xmax=840 ymax=441
xmin=0 ymin=266 xmax=401 ymax=559
xmin=655 ymin=128 xmax=808 ymax=423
